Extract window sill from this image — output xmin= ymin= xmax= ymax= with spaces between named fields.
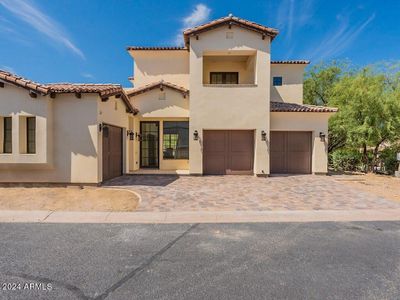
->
xmin=203 ymin=84 xmax=257 ymax=88
xmin=163 ymin=158 xmax=189 ymax=161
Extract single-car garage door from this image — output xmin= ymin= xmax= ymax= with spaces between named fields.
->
xmin=203 ymin=130 xmax=254 ymax=175
xmin=102 ymin=124 xmax=123 ymax=181
xmin=270 ymin=131 xmax=312 ymax=174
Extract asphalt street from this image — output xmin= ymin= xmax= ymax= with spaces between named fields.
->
xmin=0 ymin=221 xmax=399 ymax=299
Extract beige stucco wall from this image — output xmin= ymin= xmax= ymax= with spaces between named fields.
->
xmin=0 ymin=85 xmax=52 ymax=165
xmin=270 ymin=64 xmax=305 ymax=104
xmin=0 ymin=85 xmax=100 ymax=183
xmin=130 ymin=50 xmax=189 ymax=88
xmin=129 ymin=88 xmax=189 ymax=118
xmin=189 ymin=26 xmax=271 ymax=175
xmin=270 ymin=112 xmax=333 ymax=174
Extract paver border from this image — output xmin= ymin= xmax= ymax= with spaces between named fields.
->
xmin=0 ymin=209 xmax=399 ymax=224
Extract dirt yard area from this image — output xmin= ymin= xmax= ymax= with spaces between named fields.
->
xmin=0 ymin=187 xmax=139 ymax=211
xmin=336 ymin=173 xmax=400 ymax=203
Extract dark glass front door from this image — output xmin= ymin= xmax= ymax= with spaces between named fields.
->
xmin=140 ymin=121 xmax=159 ymax=168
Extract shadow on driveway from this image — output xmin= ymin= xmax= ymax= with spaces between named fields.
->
xmin=103 ymin=174 xmax=180 ymax=187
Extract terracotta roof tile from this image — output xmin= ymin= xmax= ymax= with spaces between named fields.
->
xmin=183 ymin=15 xmax=279 ymax=45
xmin=0 ymin=70 xmax=138 ymax=114
xmin=270 ymin=101 xmax=338 ymax=112
xmin=127 ymin=80 xmax=189 ymax=98
xmin=271 ymin=60 xmax=310 ymax=64
xmin=0 ymin=70 xmax=49 ymax=94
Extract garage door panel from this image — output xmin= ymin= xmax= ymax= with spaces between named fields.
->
xmin=203 ymin=130 xmax=254 ymax=175
xmin=203 ymin=131 xmax=226 ymax=152
xmin=270 ymin=131 xmax=285 ymax=152
xmin=203 ymin=154 xmax=226 ymax=175
xmin=230 ymin=131 xmax=253 ymax=152
xmin=229 ymin=153 xmax=253 ymax=171
xmin=271 ymin=131 xmax=311 ymax=174
xmin=287 ymin=132 xmax=311 ymax=152
xmin=287 ymin=152 xmax=311 ymax=173
xmin=270 ymin=152 xmax=286 ymax=173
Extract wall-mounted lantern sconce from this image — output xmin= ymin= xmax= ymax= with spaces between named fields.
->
xmin=261 ymin=130 xmax=267 ymax=141
xmin=193 ymin=130 xmax=199 ymax=140
xmin=127 ymin=130 xmax=135 ymax=140
xmin=99 ymin=123 xmax=103 ymax=132
xmin=319 ymin=132 xmax=326 ymax=142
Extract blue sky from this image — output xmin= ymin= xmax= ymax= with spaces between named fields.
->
xmin=1 ymin=0 xmax=399 ymax=86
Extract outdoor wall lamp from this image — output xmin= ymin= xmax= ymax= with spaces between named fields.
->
xmin=99 ymin=123 xmax=108 ymax=133
xmin=319 ymin=132 xmax=326 ymax=142
xmin=193 ymin=130 xmax=199 ymax=140
xmin=261 ymin=130 xmax=267 ymax=141
xmin=127 ymin=130 xmax=135 ymax=140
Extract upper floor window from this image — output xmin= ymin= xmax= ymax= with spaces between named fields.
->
xmin=26 ymin=117 xmax=36 ymax=154
xmin=3 ymin=117 xmax=12 ymax=154
xmin=163 ymin=121 xmax=189 ymax=159
xmin=210 ymin=72 xmax=239 ymax=84
xmin=273 ymin=76 xmax=283 ymax=86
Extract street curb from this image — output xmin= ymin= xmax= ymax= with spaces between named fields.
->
xmin=0 ymin=209 xmax=399 ymax=224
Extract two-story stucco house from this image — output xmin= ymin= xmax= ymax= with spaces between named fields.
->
xmin=0 ymin=15 xmax=337 ymax=184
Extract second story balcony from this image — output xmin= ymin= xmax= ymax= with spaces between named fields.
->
xmin=202 ymin=50 xmax=257 ymax=87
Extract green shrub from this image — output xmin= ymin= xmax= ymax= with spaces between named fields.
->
xmin=329 ymin=149 xmax=364 ymax=171
xmin=379 ymin=146 xmax=400 ymax=174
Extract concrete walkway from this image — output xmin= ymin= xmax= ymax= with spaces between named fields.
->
xmin=1 ymin=209 xmax=400 ymax=224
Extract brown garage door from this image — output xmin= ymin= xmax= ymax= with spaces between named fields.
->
xmin=203 ymin=130 xmax=254 ymax=175
xmin=102 ymin=124 xmax=123 ymax=181
xmin=270 ymin=131 xmax=312 ymax=174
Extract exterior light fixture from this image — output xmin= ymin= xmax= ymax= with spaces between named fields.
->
xmin=261 ymin=130 xmax=267 ymax=141
xmin=193 ymin=130 xmax=199 ymax=140
xmin=319 ymin=132 xmax=326 ymax=142
xmin=127 ymin=130 xmax=135 ymax=140
xmin=99 ymin=123 xmax=103 ymax=132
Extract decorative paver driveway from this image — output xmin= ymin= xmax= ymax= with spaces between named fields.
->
xmin=104 ymin=175 xmax=400 ymax=212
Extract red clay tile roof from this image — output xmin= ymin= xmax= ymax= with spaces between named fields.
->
xmin=127 ymin=80 xmax=189 ymax=98
xmin=271 ymin=60 xmax=310 ymax=64
xmin=183 ymin=15 xmax=279 ymax=45
xmin=127 ymin=46 xmax=188 ymax=51
xmin=0 ymin=69 xmax=49 ymax=95
xmin=0 ymin=70 xmax=138 ymax=114
xmin=270 ymin=101 xmax=338 ymax=112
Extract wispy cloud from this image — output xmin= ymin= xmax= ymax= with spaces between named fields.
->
xmin=174 ymin=4 xmax=211 ymax=45
xmin=1 ymin=65 xmax=16 ymax=73
xmin=276 ymin=0 xmax=314 ymax=41
xmin=0 ymin=0 xmax=84 ymax=59
xmin=307 ymin=13 xmax=376 ymax=61
xmin=81 ymin=72 xmax=95 ymax=80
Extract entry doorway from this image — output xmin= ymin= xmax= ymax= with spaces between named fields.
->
xmin=140 ymin=121 xmax=159 ymax=168
xmin=102 ymin=124 xmax=123 ymax=181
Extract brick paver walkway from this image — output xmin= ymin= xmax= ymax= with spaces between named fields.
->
xmin=104 ymin=175 xmax=400 ymax=212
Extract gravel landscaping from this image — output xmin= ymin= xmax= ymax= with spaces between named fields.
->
xmin=0 ymin=187 xmax=139 ymax=211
